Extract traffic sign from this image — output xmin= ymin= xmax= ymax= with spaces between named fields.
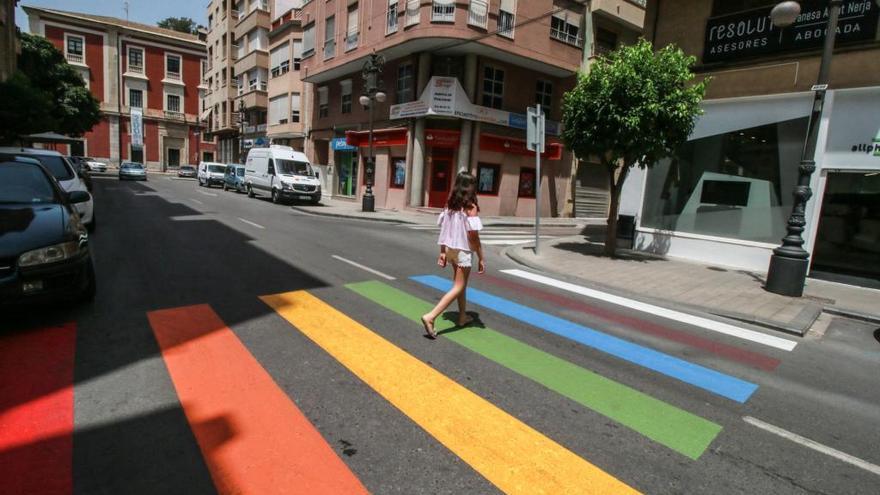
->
xmin=527 ymin=105 xmax=545 ymax=153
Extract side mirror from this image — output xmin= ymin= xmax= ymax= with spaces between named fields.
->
xmin=68 ymin=190 xmax=91 ymax=204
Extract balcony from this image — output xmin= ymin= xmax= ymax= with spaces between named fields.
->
xmin=128 ymin=63 xmax=144 ymax=75
xmin=467 ymin=0 xmax=488 ymax=29
xmin=234 ymin=49 xmax=269 ymax=76
xmin=164 ymin=110 xmax=185 ymax=121
xmin=431 ymin=2 xmax=454 ymax=23
xmin=239 ymin=90 xmax=268 ymax=110
xmin=235 ymin=7 xmax=270 ymax=40
xmin=591 ymin=0 xmax=646 ymax=31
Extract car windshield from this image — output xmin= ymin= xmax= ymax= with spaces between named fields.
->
xmin=0 ymin=162 xmax=58 ymax=204
xmin=180 ymin=166 xmax=194 ymax=171
xmin=29 ymin=155 xmax=75 ymax=181
xmin=276 ymin=159 xmax=313 ymax=177
xmin=208 ymin=165 xmax=226 ymax=173
xmin=123 ymin=163 xmax=143 ymax=169
xmin=237 ymin=168 xmax=245 ymax=176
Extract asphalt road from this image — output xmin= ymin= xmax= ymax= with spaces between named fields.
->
xmin=2 ymin=174 xmax=879 ymax=494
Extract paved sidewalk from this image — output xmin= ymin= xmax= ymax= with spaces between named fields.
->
xmin=506 ymin=236 xmax=880 ymax=335
xmin=291 ymin=196 xmax=594 ymax=227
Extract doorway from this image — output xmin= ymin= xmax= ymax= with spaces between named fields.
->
xmin=336 ymin=151 xmax=358 ymax=197
xmin=70 ymin=140 xmax=85 ymax=157
xmin=167 ymin=148 xmax=181 ymax=167
xmin=428 ymin=148 xmax=454 ymax=208
xmin=810 ymin=170 xmax=880 ymax=288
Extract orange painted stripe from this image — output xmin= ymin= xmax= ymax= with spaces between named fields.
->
xmin=148 ymin=304 xmax=368 ymax=495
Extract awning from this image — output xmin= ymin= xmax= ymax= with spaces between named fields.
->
xmin=24 ymin=132 xmax=83 ymax=144
xmin=345 ymin=128 xmax=408 ymax=148
xmin=479 ymin=134 xmax=564 ymax=161
xmin=200 ymin=107 xmax=213 ymax=122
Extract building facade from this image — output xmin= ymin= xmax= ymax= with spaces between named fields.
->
xmin=24 ymin=7 xmax=215 ymax=169
xmin=0 ymin=0 xmax=19 ymax=82
xmin=623 ymin=0 xmax=880 ymax=287
xmin=300 ymin=0 xmax=644 ymax=216
xmin=203 ymin=0 xmax=242 ymax=163
xmin=267 ymin=4 xmax=308 ymax=150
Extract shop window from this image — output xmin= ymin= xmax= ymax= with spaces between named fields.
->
xmin=477 ymin=163 xmax=501 ymax=195
xmin=518 ymin=167 xmax=536 ymax=198
xmin=482 ymin=66 xmax=504 ymax=109
xmin=535 ymin=80 xmax=552 ymax=109
xmin=640 ymin=116 xmax=809 ymax=244
xmin=388 ymin=157 xmax=406 ymax=188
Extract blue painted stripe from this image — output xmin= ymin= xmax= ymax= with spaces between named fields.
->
xmin=411 ymin=275 xmax=758 ymax=403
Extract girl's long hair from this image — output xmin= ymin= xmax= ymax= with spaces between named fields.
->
xmin=446 ymin=172 xmax=479 ymax=212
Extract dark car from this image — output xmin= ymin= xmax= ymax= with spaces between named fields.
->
xmin=67 ymin=156 xmax=93 ymax=192
xmin=178 ymin=165 xmax=197 ymax=178
xmin=223 ymin=164 xmax=246 ymax=192
xmin=0 ymin=155 xmax=96 ymax=305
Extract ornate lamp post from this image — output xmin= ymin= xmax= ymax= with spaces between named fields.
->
xmin=358 ymin=53 xmax=386 ymax=212
xmin=765 ymin=0 xmax=843 ymax=297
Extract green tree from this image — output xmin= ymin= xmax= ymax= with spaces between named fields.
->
xmin=562 ymin=39 xmax=708 ymax=257
xmin=0 ymin=33 xmax=102 ymax=143
xmin=157 ymin=17 xmax=203 ymax=35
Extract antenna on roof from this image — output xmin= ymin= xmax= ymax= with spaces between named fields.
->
xmin=124 ymin=1 xmax=130 ymax=22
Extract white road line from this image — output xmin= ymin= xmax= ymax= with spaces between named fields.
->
xmin=743 ymin=416 xmax=880 ymax=477
xmin=482 ymin=240 xmax=534 ymax=245
xmin=197 ymin=190 xmax=218 ymax=197
xmin=501 ymin=268 xmax=798 ymax=351
xmin=189 ymin=198 xmax=204 ymax=205
xmin=238 ymin=218 xmax=265 ymax=229
xmin=332 ymin=255 xmax=396 ymax=280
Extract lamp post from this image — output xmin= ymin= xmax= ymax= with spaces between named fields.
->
xmin=764 ymin=0 xmax=843 ymax=297
xmin=359 ymin=53 xmax=386 ymax=212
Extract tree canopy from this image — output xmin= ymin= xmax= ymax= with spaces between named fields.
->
xmin=0 ymin=33 xmax=101 ymax=144
xmin=562 ymin=39 xmax=708 ymax=256
xmin=157 ymin=17 xmax=203 ymax=35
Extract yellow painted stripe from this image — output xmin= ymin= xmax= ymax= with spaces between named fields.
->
xmin=261 ymin=291 xmax=640 ymax=495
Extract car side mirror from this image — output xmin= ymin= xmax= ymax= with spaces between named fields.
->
xmin=68 ymin=191 xmax=91 ymax=204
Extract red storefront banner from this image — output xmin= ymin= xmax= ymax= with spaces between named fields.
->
xmin=425 ymin=129 xmax=461 ymax=148
xmin=479 ymin=134 xmax=564 ymax=160
xmin=345 ymin=128 xmax=408 ymax=148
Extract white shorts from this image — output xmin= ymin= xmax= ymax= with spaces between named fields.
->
xmin=447 ymin=248 xmax=472 ymax=268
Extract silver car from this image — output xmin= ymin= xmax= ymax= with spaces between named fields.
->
xmin=119 ymin=162 xmax=147 ymax=181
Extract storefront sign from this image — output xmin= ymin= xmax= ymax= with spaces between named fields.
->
xmin=703 ymin=0 xmax=878 ymax=63
xmin=345 ymin=128 xmax=408 ymax=148
xmin=331 ymin=137 xmax=356 ymax=151
xmin=479 ymin=134 xmax=564 ymax=160
xmin=390 ymin=76 xmax=561 ymax=136
xmin=425 ymin=129 xmax=460 ymax=148
xmin=130 ymin=109 xmax=143 ymax=149
xmin=824 ymin=88 xmax=880 ymax=168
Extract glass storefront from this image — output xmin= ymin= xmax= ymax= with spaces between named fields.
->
xmin=336 ymin=151 xmax=358 ymax=197
xmin=641 ymin=117 xmax=808 ymax=244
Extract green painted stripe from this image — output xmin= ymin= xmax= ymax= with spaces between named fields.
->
xmin=347 ymin=280 xmax=723 ymax=460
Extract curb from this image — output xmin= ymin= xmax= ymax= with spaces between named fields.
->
xmin=502 ymin=244 xmax=817 ymax=336
xmin=823 ymin=306 xmax=880 ymax=325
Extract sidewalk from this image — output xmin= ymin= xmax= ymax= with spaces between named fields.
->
xmin=291 ymin=196 xmax=593 ymax=227
xmin=506 ymin=236 xmax=880 ymax=335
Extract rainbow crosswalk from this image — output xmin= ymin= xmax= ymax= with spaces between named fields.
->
xmin=3 ymin=271 xmax=794 ymax=494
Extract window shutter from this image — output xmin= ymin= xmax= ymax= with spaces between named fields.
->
xmin=347 ymin=6 xmax=359 ymax=35
xmin=325 ymin=16 xmax=335 ymax=42
xmin=290 ymin=93 xmax=301 ymax=113
xmin=270 ymin=43 xmax=290 ymax=68
xmin=499 ymin=0 xmax=515 ymax=13
xmin=292 ymin=40 xmax=303 ymax=59
xmin=318 ymin=87 xmax=328 ymax=105
xmin=303 ymin=24 xmax=315 ymax=53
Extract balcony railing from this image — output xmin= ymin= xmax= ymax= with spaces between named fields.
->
xmin=164 ymin=110 xmax=185 ymax=121
xmin=551 ymin=27 xmax=583 ymax=47
xmin=432 ymin=2 xmax=454 ymax=23
xmin=128 ymin=63 xmax=144 ymax=74
xmin=166 ymin=71 xmax=182 ymax=81
xmin=467 ymin=0 xmax=488 ymax=29
xmin=66 ymin=52 xmax=84 ymax=64
xmin=345 ymin=32 xmax=358 ymax=52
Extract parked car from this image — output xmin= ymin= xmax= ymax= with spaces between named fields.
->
xmin=83 ymin=157 xmax=107 ymax=173
xmin=223 ymin=164 xmax=246 ymax=192
xmin=119 ymin=162 xmax=147 ymax=181
xmin=244 ymin=146 xmax=321 ymax=204
xmin=0 ymin=147 xmax=95 ymax=232
xmin=198 ymin=162 xmax=227 ymax=188
xmin=67 ymin=156 xmax=93 ymax=192
xmin=177 ymin=165 xmax=197 ymax=178
xmin=0 ymin=154 xmax=96 ymax=304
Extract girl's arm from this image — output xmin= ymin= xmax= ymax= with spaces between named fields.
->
xmin=466 ymin=206 xmax=485 ymax=274
xmin=438 ymin=245 xmax=447 ymax=267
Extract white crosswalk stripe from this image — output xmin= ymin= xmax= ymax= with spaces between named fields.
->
xmin=401 ymin=225 xmax=561 ymax=246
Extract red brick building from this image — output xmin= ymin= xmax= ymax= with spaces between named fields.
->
xmin=23 ymin=7 xmax=215 ymax=170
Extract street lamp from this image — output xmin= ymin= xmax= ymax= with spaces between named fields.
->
xmin=765 ymin=0 xmax=842 ymax=297
xmin=359 ymin=53 xmax=386 ymax=212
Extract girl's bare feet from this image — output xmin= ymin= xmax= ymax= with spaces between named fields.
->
xmin=421 ymin=315 xmax=438 ymax=339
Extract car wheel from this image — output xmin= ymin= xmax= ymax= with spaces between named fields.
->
xmin=271 ymin=189 xmax=279 ymax=204
xmin=247 ymin=185 xmax=255 ymax=198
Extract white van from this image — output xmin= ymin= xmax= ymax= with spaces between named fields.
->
xmin=244 ymin=146 xmax=321 ymax=204
xmin=197 ymin=162 xmax=227 ymax=188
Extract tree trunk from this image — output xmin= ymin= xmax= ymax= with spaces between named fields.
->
xmin=603 ymin=162 xmax=631 ymax=258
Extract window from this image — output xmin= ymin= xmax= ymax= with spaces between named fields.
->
xmin=290 ymin=93 xmax=301 ymax=123
xmin=166 ymin=94 xmax=181 ymax=113
xmin=65 ymin=34 xmax=85 ymax=64
xmin=269 ymin=94 xmax=289 ymax=125
xmin=595 ymin=27 xmax=618 ymax=56
xmin=498 ymin=0 xmax=516 ymax=38
xmin=292 ymin=40 xmax=302 ymax=70
xmin=536 ymin=80 xmax=552 ymax=109
xmin=318 ymin=86 xmax=329 ymax=118
xmin=166 ymin=54 xmax=182 ymax=80
xmin=481 ymin=66 xmax=504 ymax=109
xmin=340 ymin=79 xmax=352 ymax=114
xmin=346 ymin=4 xmax=359 ymax=51
xmin=405 ymin=0 xmax=421 ymax=26
xmin=387 ymin=0 xmax=399 ymax=34
xmin=518 ymin=167 xmax=537 ymax=198
xmin=248 ymin=28 xmax=268 ymax=52
xmin=396 ymin=63 xmax=414 ymax=103
xmin=270 ymin=43 xmax=290 ymax=77
xmin=302 ymin=23 xmax=316 ymax=57
xmin=477 ymin=163 xmax=501 ymax=195
xmin=324 ymin=16 xmax=336 ymax=59
xmin=129 ymin=89 xmax=143 ymax=108
xmin=432 ymin=0 xmax=454 ymax=22
xmin=467 ymin=0 xmax=488 ymax=29
xmin=390 ymin=157 xmax=406 ymax=188
xmin=128 ymin=47 xmax=144 ymax=73
xmin=550 ymin=10 xmax=582 ymax=46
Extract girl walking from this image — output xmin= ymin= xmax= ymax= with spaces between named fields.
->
xmin=421 ymin=172 xmax=485 ymax=339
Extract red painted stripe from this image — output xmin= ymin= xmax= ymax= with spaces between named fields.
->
xmin=148 ymin=305 xmax=368 ymax=495
xmin=480 ymin=274 xmax=781 ymax=372
xmin=0 ymin=323 xmax=76 ymax=495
